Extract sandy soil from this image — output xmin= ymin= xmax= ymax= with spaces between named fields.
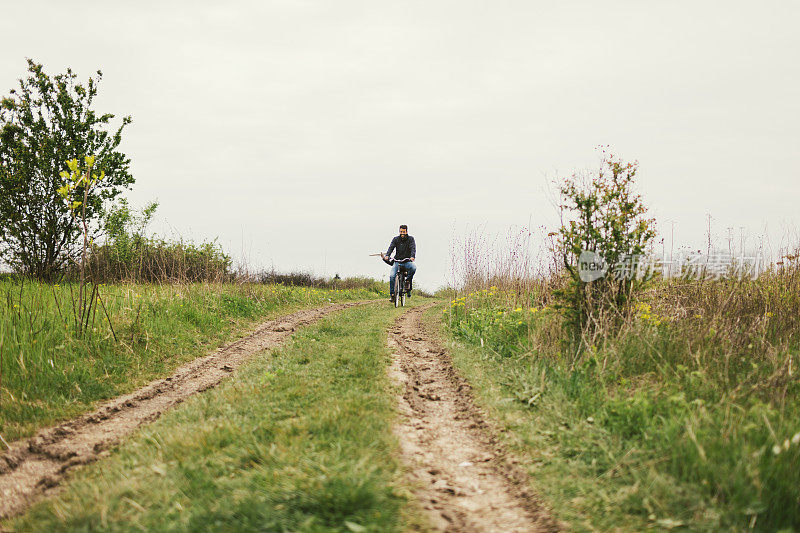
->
xmin=0 ymin=301 xmax=365 ymax=520
xmin=389 ymin=304 xmax=558 ymax=532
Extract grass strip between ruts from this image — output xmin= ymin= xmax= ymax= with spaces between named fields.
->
xmin=9 ymin=300 xmax=427 ymax=532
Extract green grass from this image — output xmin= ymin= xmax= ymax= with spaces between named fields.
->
xmin=8 ymin=301 xmax=426 ymax=532
xmin=434 ymin=282 xmax=800 ymax=532
xmin=0 ymin=280 xmax=385 ymax=442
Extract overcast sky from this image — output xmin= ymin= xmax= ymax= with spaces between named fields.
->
xmin=2 ymin=1 xmax=799 ymax=290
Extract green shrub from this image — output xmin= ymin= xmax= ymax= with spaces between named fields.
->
xmin=555 ymin=150 xmax=656 ymax=342
xmin=80 ymin=200 xmax=233 ymax=283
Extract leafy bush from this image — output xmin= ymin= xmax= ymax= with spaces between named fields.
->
xmin=82 ymin=200 xmax=232 ymax=283
xmin=87 ymin=237 xmax=232 ymax=283
xmin=555 ymin=149 xmax=656 ymax=342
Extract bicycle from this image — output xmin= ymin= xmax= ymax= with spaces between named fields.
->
xmin=390 ymin=257 xmax=412 ymax=307
xmin=372 ymin=254 xmax=412 ymax=307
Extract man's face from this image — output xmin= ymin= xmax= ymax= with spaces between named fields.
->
xmin=399 ymin=227 xmax=407 ymax=238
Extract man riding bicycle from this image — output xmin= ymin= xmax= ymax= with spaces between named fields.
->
xmin=381 ymin=224 xmax=416 ymax=302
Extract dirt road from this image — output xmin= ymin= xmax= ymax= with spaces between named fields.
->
xmin=389 ymin=304 xmax=557 ymax=532
xmin=0 ymin=301 xmax=365 ymax=520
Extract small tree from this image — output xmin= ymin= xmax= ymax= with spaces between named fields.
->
xmin=0 ymin=59 xmax=133 ymax=280
xmin=556 ymin=149 xmax=656 ymax=343
xmin=59 ymin=156 xmax=103 ymax=335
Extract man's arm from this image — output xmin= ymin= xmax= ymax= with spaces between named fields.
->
xmin=410 ymin=236 xmax=416 ymax=262
xmin=382 ymin=237 xmax=397 ymax=260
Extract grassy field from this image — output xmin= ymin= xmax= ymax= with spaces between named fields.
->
xmin=435 ymin=273 xmax=800 ymax=531
xmin=8 ymin=301 xmax=427 ymax=532
xmin=0 ymin=279 xmax=386 ymax=442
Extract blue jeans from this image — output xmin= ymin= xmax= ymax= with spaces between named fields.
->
xmin=390 ymin=261 xmax=416 ymax=295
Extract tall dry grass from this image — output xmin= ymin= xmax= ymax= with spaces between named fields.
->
xmin=448 ymin=225 xmax=565 ymax=308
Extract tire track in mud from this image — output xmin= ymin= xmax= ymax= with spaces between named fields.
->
xmin=389 ymin=304 xmax=558 ymax=532
xmin=0 ymin=301 xmax=367 ymax=520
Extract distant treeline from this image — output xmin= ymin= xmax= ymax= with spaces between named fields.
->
xmin=248 ymin=269 xmax=385 ymax=291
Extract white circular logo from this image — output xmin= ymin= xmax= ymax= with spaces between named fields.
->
xmin=578 ymin=250 xmax=607 ymax=282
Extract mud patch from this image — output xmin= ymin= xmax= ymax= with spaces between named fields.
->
xmin=0 ymin=301 xmax=365 ymax=519
xmin=389 ymin=304 xmax=557 ymax=532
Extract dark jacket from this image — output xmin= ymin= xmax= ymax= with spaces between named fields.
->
xmin=386 ymin=235 xmax=416 ymax=260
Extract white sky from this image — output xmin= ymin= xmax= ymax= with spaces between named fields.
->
xmin=2 ymin=1 xmax=799 ymax=290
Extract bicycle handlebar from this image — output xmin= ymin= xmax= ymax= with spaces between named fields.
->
xmin=378 ymin=255 xmax=413 ymax=266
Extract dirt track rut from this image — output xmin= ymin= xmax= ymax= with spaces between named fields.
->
xmin=389 ymin=304 xmax=557 ymax=532
xmin=0 ymin=301 xmax=365 ymax=519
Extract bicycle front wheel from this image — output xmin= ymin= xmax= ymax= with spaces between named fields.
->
xmin=394 ymin=275 xmax=401 ymax=308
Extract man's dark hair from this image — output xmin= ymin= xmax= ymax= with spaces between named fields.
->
xmin=399 ymin=224 xmax=408 ymax=230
